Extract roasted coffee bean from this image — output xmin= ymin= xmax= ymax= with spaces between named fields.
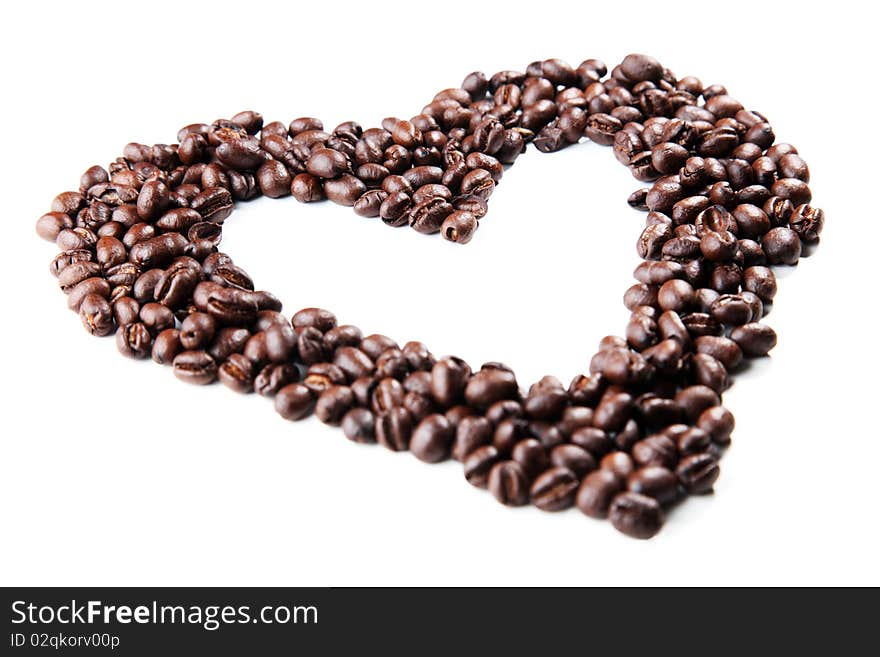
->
xmin=730 ymin=322 xmax=777 ymax=357
xmin=409 ymin=197 xmax=453 ymax=234
xmin=440 ymin=210 xmax=478 ymax=244
xmin=291 ymin=307 xmax=336 ymax=333
xmin=190 ymin=186 xmax=233 ymax=223
xmin=67 ymin=277 xmax=110 ymax=312
xmin=523 ymin=387 xmax=567 ymax=421
xmin=695 ymin=335 xmax=743 ymax=370
xmin=115 ymin=321 xmax=152 ymax=359
xmin=488 ymin=461 xmax=530 ymax=506
xmin=375 ymin=406 xmax=413 ymax=452
xmin=570 ymin=427 xmax=614 ymax=458
xmin=172 ymin=350 xmax=217 ymax=385
xmin=627 ymin=466 xmax=678 ymax=506
xmin=218 ymin=353 xmax=256 ymax=393
xmin=463 ymin=445 xmax=500 ymax=488
xmin=530 ymin=467 xmax=579 ymax=511
xmin=789 ymin=204 xmax=824 ymax=244
xmin=256 ymin=160 xmax=292 ymax=198
xmin=600 ymin=452 xmax=635 ymax=480
xmin=323 ymin=174 xmax=366 ymax=206
xmin=576 ymin=469 xmax=624 ymax=519
xmin=762 ymin=226 xmax=802 ymax=264
xmin=207 ymin=327 xmax=250 ymax=362
xmin=465 ymin=367 xmax=518 ymax=409
xmin=550 ymin=445 xmax=596 ymax=478
xmin=340 ymin=408 xmax=376 ymax=444
xmin=275 ymin=383 xmax=315 ymax=420
xmin=697 ymin=406 xmax=735 ymax=445
xmin=315 ymin=385 xmax=354 ymax=425
xmin=255 ymin=363 xmax=299 ymax=397
xmin=113 ymin=296 xmax=140 ymax=327
xmin=511 ymin=438 xmax=550 ymax=478
xmin=609 ymin=492 xmax=664 ymax=539
xmin=410 ymin=414 xmax=455 ymax=463
xmin=180 ymin=312 xmax=216 ymax=350
xmin=632 ymin=434 xmax=678 ymax=468
xmin=193 ymin=281 xmax=258 ymax=325
xmin=676 ymin=453 xmax=720 ymax=494
xmin=291 ymin=173 xmax=324 ymax=202
xmin=452 ymin=416 xmax=493 ymax=461
xmin=257 ymin=323 xmax=294 ymax=364
xmin=152 ymin=328 xmax=182 ymax=365
xmin=353 ymin=190 xmax=388 ymax=217
xmin=139 ymin=302 xmax=175 ymax=333
xmin=710 ymin=294 xmax=753 ymax=326
xmin=79 ymin=294 xmax=114 ymax=336
xmin=493 ymin=418 xmax=530 ymax=454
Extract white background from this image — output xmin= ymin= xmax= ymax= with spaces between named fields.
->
xmin=1 ymin=1 xmax=877 ymax=586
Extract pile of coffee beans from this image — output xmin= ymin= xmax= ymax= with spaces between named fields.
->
xmin=36 ymin=54 xmax=823 ymax=538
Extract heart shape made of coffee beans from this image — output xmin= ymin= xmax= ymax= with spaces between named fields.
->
xmin=37 ymin=54 xmax=823 ymax=538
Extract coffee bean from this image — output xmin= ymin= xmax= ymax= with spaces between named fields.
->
xmin=762 ymin=227 xmax=802 ymax=264
xmin=375 ymin=406 xmax=413 ymax=452
xmin=676 ymin=453 xmax=720 ymax=493
xmin=172 ymin=350 xmax=218 ymax=385
xmin=315 ymin=385 xmax=354 ymax=425
xmin=576 ymin=470 xmax=624 ymax=518
xmin=697 ymin=406 xmax=735 ymax=445
xmin=488 ymin=461 xmax=530 ymax=506
xmin=79 ymin=294 xmax=114 ymax=336
xmin=275 ymin=383 xmax=315 ymax=420
xmin=609 ymin=492 xmax=664 ymax=539
xmin=730 ymin=322 xmax=777 ymax=357
xmin=465 ymin=367 xmax=518 ymax=409
xmin=550 ymin=444 xmax=596 ymax=478
xmin=627 ymin=466 xmax=679 ymax=506
xmin=452 ymin=416 xmax=493 ymax=461
xmin=530 ymin=467 xmax=579 ymax=511
xmin=255 ymin=363 xmax=299 ymax=397
xmin=600 ymin=452 xmax=635 ymax=480
xmin=151 ymin=328 xmax=182 ymax=365
xmin=218 ymin=353 xmax=256 ymax=393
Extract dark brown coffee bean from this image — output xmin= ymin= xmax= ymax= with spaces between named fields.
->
xmin=530 ymin=467 xmax=579 ymax=511
xmin=632 ymin=434 xmax=678 ymax=469
xmin=762 ymin=226 xmax=802 ymax=264
xmin=609 ymin=492 xmax=664 ymax=539
xmin=410 ymin=414 xmax=455 ymax=463
xmin=207 ymin=327 xmax=250 ymax=362
xmin=600 ymin=452 xmax=635 ymax=480
xmin=315 ymin=385 xmax=354 ymax=425
xmin=550 ymin=445 xmax=596 ymax=478
xmin=452 ymin=416 xmax=493 ymax=461
xmin=465 ymin=367 xmax=518 ymax=409
xmin=488 ymin=461 xmax=530 ymax=506
xmin=139 ymin=302 xmax=174 ymax=333
xmin=172 ymin=350 xmax=217 ymax=385
xmin=576 ymin=470 xmax=624 ymax=519
xmin=79 ymin=294 xmax=114 ymax=336
xmin=676 ymin=453 xmax=720 ymax=494
xmin=275 ymin=383 xmax=314 ymax=420
xmin=340 ymin=408 xmax=376 ymax=444
xmin=151 ymin=328 xmax=182 ymax=365
xmin=218 ymin=353 xmax=256 ymax=393
xmin=697 ymin=406 xmax=735 ymax=445
xmin=627 ymin=466 xmax=679 ymax=506
xmin=375 ymin=406 xmax=413 ymax=452
xmin=255 ymin=363 xmax=299 ymax=397
xmin=729 ymin=322 xmax=777 ymax=357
